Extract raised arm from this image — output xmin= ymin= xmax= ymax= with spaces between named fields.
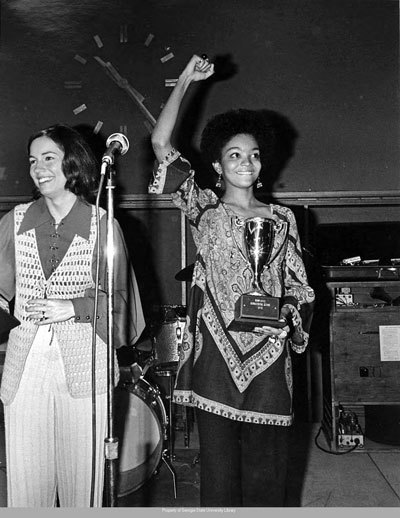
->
xmin=151 ymin=54 xmax=214 ymax=163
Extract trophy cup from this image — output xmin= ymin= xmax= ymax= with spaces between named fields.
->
xmin=228 ymin=217 xmax=287 ymax=332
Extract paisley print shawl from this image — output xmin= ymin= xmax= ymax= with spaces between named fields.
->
xmin=149 ymin=149 xmax=315 ymax=425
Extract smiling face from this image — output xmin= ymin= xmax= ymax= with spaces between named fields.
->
xmin=29 ymin=136 xmax=68 ymax=200
xmin=214 ymin=133 xmax=262 ymax=191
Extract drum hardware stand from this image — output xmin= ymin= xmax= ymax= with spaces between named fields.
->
xmin=129 ymin=358 xmax=152 ymax=385
xmin=133 ymin=351 xmax=178 ymax=499
xmin=166 ymin=372 xmax=176 ymax=460
xmin=161 ymin=449 xmax=177 ymax=499
xmin=182 ymin=407 xmax=192 ymax=448
xmin=155 ymin=368 xmax=178 ymax=499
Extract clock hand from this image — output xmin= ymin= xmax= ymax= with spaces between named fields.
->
xmin=94 ymin=56 xmax=156 ymax=127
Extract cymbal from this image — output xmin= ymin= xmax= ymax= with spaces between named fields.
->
xmin=175 ymin=263 xmax=194 ymax=281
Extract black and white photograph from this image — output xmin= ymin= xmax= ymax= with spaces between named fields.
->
xmin=0 ymin=0 xmax=399 ymax=513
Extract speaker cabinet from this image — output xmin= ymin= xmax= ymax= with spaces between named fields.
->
xmin=322 ymin=280 xmax=400 ymax=452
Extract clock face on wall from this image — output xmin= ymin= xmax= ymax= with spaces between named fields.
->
xmin=1 ymin=0 xmax=196 ymax=196
xmin=2 ymin=0 xmax=399 ymax=197
xmin=55 ymin=15 xmax=182 ymax=195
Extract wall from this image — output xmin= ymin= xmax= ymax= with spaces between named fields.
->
xmin=0 ymin=0 xmax=399 ymax=196
xmin=1 ymin=0 xmax=399 ymax=420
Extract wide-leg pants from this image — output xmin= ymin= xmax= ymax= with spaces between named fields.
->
xmin=196 ymin=408 xmax=290 ymax=507
xmin=4 ymin=325 xmax=107 ymax=507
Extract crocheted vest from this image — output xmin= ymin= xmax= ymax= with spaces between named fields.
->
xmin=0 ymin=202 xmax=118 ymax=404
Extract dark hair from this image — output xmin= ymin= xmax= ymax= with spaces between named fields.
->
xmin=200 ymin=109 xmax=277 ymax=170
xmin=28 ymin=124 xmax=99 ymax=201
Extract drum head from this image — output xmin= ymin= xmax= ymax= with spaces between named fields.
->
xmin=115 ymin=383 xmax=164 ymax=496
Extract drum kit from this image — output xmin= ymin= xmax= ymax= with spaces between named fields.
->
xmin=115 ymin=303 xmax=189 ymax=499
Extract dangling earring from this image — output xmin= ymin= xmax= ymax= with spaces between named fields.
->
xmin=256 ymin=177 xmax=263 ymax=189
xmin=215 ymin=173 xmax=222 ymax=188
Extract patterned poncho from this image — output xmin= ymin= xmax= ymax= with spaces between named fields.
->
xmin=149 ymin=149 xmax=315 ymax=425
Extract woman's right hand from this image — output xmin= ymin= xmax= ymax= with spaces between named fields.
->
xmin=180 ymin=54 xmax=215 ymax=83
xmin=151 ymin=53 xmax=214 ymax=162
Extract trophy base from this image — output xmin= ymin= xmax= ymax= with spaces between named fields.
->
xmin=227 ymin=293 xmax=286 ymax=332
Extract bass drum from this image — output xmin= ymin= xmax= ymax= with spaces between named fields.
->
xmin=115 ymin=378 xmax=167 ymax=497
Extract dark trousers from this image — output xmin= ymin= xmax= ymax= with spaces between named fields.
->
xmin=196 ymin=408 xmax=289 ymax=507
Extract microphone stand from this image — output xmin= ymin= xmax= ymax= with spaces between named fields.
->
xmin=101 ymin=160 xmax=119 ymax=507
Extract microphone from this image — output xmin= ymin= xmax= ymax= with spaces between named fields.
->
xmin=102 ymin=133 xmax=129 ymax=165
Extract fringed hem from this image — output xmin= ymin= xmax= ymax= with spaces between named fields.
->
xmin=173 ymin=390 xmax=293 ymax=426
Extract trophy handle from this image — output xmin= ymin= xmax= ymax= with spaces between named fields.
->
xmin=268 ymin=221 xmax=289 ymax=265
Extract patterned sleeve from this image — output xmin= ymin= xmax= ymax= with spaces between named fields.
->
xmin=281 ymin=209 xmax=315 ymax=353
xmin=148 ymin=148 xmax=192 ymax=194
xmin=148 ymin=148 xmax=218 ymax=229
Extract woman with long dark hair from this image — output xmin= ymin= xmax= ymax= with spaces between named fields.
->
xmin=0 ymin=124 xmax=145 ymax=507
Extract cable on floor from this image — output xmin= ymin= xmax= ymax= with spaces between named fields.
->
xmin=314 ymin=426 xmax=360 ymax=455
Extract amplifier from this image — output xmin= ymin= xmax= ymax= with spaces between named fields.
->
xmin=322 ymin=279 xmax=400 ymax=451
xmin=322 ymin=265 xmax=400 ymax=282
